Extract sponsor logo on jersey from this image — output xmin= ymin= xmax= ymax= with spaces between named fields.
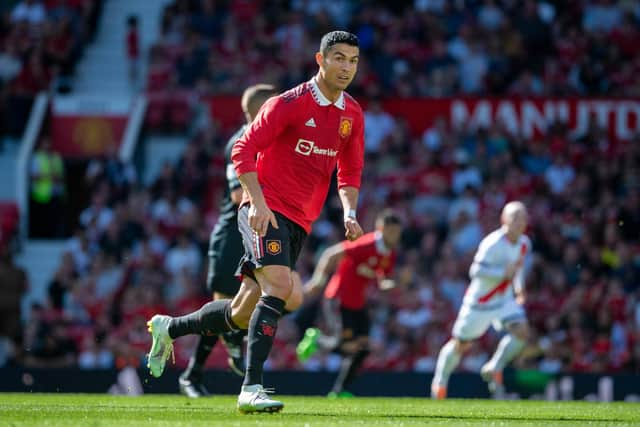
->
xmin=266 ymin=239 xmax=282 ymax=255
xmin=339 ymin=116 xmax=353 ymax=138
xmin=295 ymin=139 xmax=314 ymax=155
xmin=294 ymin=139 xmax=338 ymax=157
xmin=305 ymin=117 xmax=316 ymax=127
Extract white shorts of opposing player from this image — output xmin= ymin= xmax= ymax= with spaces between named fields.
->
xmin=452 ymin=298 xmax=526 ymax=341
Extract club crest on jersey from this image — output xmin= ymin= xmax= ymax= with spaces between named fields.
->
xmin=339 ymin=117 xmax=353 ymax=138
xmin=266 ymin=240 xmax=282 ymax=255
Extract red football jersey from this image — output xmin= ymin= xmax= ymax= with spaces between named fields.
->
xmin=324 ymin=232 xmax=397 ymax=310
xmin=232 ymin=78 xmax=365 ymax=232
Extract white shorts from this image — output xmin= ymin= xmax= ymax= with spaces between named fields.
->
xmin=452 ymin=299 xmax=526 ymax=341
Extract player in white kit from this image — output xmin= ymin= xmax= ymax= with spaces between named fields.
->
xmin=431 ymin=201 xmax=531 ymax=399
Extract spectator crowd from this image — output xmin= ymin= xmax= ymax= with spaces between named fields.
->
xmin=0 ymin=0 xmax=103 ymax=139
xmin=0 ymin=0 xmax=639 ymax=381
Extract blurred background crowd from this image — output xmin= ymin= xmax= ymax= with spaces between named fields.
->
xmin=0 ymin=0 xmax=639 ymax=379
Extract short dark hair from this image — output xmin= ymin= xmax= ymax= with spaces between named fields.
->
xmin=241 ymin=84 xmax=277 ymax=117
xmin=319 ymin=31 xmax=359 ymax=56
xmin=376 ymin=209 xmax=402 ymax=227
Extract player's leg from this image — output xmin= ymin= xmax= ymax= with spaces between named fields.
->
xmin=147 ymin=286 xmax=250 ymax=378
xmin=431 ymin=305 xmax=492 ymax=399
xmin=329 ymin=307 xmax=370 ymax=397
xmin=237 ymin=209 xmax=303 ymax=413
xmin=237 ymin=265 xmax=291 ymax=413
xmin=221 ymin=281 xmax=261 ymax=376
xmin=297 ymin=297 xmax=341 ymax=362
xmin=179 ymin=329 xmax=218 ymax=397
xmin=149 ymin=207 xmax=269 ymax=378
xmin=481 ymin=301 xmax=529 ymax=396
xmin=152 ymin=264 xmax=302 ymax=380
xmin=221 ymin=269 xmax=303 ymax=377
xmin=431 ymin=338 xmax=471 ymax=399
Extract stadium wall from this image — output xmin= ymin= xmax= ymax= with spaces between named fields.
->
xmin=1 ymin=368 xmax=638 ymax=402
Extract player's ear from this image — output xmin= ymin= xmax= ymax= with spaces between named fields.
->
xmin=315 ymin=52 xmax=324 ymax=68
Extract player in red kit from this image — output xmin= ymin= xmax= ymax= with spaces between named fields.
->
xmin=297 ymin=209 xmax=402 ymax=397
xmin=145 ymin=31 xmax=365 ymax=413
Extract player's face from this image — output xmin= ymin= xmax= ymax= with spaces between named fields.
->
xmin=319 ymin=43 xmax=359 ymax=91
xmin=507 ymin=209 xmax=528 ymax=237
xmin=382 ymin=224 xmax=402 ymax=249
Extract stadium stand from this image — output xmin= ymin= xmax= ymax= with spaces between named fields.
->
xmin=1 ymin=0 xmax=640 ymax=379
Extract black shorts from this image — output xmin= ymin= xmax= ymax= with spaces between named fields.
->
xmin=237 ymin=205 xmax=307 ymax=280
xmin=206 ymin=218 xmax=244 ymax=295
xmin=323 ymin=298 xmax=370 ymax=341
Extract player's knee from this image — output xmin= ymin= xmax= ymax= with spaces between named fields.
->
xmin=512 ymin=322 xmax=530 ymax=342
xmin=454 ymin=339 xmax=472 ymax=354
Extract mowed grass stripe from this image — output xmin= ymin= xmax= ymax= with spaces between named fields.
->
xmin=0 ymin=394 xmax=638 ymax=426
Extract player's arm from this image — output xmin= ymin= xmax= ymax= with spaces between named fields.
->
xmin=514 ymin=238 xmax=531 ymax=304
xmin=232 ymin=97 xmax=287 ymax=236
xmin=304 ymin=243 xmax=345 ymax=297
xmin=339 ymin=186 xmax=363 ymax=241
xmin=337 ymin=111 xmax=365 ymax=241
xmin=237 ymin=172 xmax=277 ymax=236
xmin=513 ymin=266 xmax=526 ymax=304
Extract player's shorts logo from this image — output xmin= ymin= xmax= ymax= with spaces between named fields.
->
xmin=339 ymin=117 xmax=353 ymax=138
xmin=295 ymin=138 xmax=314 ymax=156
xmin=266 ymin=240 xmax=282 ymax=255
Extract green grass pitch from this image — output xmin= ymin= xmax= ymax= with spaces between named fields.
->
xmin=1 ymin=393 xmax=639 ymax=426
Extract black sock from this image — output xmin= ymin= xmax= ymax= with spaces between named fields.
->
xmin=182 ymin=334 xmax=218 ymax=382
xmin=222 ymin=329 xmax=246 ymax=357
xmin=168 ymin=299 xmax=238 ymax=339
xmin=243 ymin=295 xmax=285 ymax=386
xmin=332 ymin=349 xmax=369 ymax=393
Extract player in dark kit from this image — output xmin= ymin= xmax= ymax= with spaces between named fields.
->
xmin=145 ymin=31 xmax=365 ymax=413
xmin=178 ymin=84 xmax=278 ymax=398
xmin=297 ymin=209 xmax=402 ymax=397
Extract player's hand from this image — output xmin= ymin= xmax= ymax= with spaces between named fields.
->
xmin=344 ymin=217 xmax=363 ymax=241
xmin=516 ymin=290 xmax=526 ymax=305
xmin=249 ymin=201 xmax=278 ymax=237
xmin=379 ymin=279 xmax=396 ymax=291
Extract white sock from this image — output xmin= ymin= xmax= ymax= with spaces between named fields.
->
xmin=432 ymin=340 xmax=461 ymax=388
xmin=488 ymin=334 xmax=525 ymax=371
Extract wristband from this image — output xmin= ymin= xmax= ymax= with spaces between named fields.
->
xmin=344 ymin=209 xmax=357 ymax=221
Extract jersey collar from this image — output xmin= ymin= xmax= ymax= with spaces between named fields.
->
xmin=309 ymin=77 xmax=345 ymax=110
xmin=374 ymin=231 xmax=391 ymax=255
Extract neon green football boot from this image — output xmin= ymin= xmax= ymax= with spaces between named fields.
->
xmin=296 ymin=327 xmax=320 ymax=362
xmin=146 ymin=315 xmax=174 ymax=377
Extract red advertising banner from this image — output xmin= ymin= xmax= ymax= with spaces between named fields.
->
xmin=51 ymin=115 xmax=127 ymax=158
xmin=383 ymin=98 xmax=640 ymax=141
xmin=208 ymin=96 xmax=640 ymax=141
xmin=207 ymin=95 xmax=244 ymax=133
